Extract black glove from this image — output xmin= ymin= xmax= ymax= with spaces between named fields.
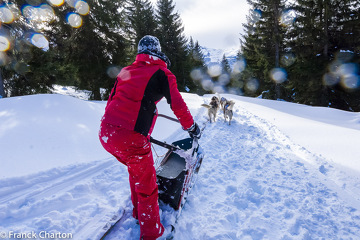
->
xmin=187 ymin=122 xmax=201 ymax=139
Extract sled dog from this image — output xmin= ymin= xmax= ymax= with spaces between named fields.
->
xmin=201 ymin=96 xmax=220 ymax=123
xmin=222 ymin=100 xmax=235 ymax=125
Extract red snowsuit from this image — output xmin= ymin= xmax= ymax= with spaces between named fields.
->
xmin=99 ymin=53 xmax=194 ymax=240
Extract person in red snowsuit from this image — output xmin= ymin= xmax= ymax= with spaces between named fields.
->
xmin=99 ymin=35 xmax=201 ymax=240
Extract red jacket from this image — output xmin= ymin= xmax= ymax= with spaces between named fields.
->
xmin=101 ymin=54 xmax=194 ymax=137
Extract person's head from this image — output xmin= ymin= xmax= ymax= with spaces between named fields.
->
xmin=137 ymin=35 xmax=171 ymax=67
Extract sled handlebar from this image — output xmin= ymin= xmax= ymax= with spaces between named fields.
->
xmin=158 ymin=114 xmax=180 ymax=123
xmin=150 ymin=137 xmax=182 ymax=151
xmin=152 ymin=113 xmax=205 ymax=152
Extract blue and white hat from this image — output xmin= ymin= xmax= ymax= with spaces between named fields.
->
xmin=138 ymin=35 xmax=162 ymax=53
xmin=137 ymin=35 xmax=171 ymax=67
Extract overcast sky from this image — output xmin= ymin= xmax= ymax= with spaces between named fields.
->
xmin=150 ymin=0 xmax=250 ymax=50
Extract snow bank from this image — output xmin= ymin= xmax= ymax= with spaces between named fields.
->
xmin=224 ymin=94 xmax=360 ymax=173
xmin=0 ymin=94 xmax=109 ymax=178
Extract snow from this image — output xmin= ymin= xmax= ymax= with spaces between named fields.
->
xmin=1 ymin=89 xmax=360 ymax=239
xmin=0 ymin=94 xmax=108 ymax=178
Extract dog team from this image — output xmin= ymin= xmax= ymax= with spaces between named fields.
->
xmin=201 ymin=94 xmax=235 ymax=125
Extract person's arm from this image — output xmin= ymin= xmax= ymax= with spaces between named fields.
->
xmin=161 ymin=68 xmax=194 ymax=130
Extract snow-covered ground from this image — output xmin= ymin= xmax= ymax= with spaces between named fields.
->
xmin=1 ymin=88 xmax=360 ymax=239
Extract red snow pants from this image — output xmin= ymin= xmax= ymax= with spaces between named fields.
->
xmin=99 ymin=122 xmax=164 ymax=240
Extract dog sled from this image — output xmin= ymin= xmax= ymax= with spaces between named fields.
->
xmin=151 ymin=115 xmax=204 ymax=211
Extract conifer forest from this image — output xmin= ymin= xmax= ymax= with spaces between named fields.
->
xmin=0 ymin=0 xmax=359 ymax=111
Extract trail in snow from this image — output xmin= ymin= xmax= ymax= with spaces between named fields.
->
xmin=172 ymin=104 xmax=360 ymax=239
xmin=1 ymin=94 xmax=360 ymax=240
xmin=104 ymin=98 xmax=360 ymax=240
xmin=0 ymin=159 xmax=130 ymax=240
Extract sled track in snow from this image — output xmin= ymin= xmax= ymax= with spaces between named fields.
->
xmin=0 ymin=157 xmax=131 ymax=239
xmin=0 ymin=159 xmax=115 ymax=205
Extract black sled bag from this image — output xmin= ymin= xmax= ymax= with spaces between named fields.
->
xmin=156 ymin=138 xmax=203 ymax=210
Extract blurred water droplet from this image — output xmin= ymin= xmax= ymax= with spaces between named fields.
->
xmin=39 ymin=4 xmax=55 ymax=22
xmin=280 ymin=53 xmax=296 ymax=67
xmin=0 ymin=36 xmax=10 ymax=51
xmin=233 ymin=58 xmax=246 ymax=74
xmin=66 ymin=12 xmax=82 ymax=28
xmin=201 ymin=79 xmax=214 ymax=91
xmin=66 ymin=0 xmax=77 ymax=8
xmin=246 ymin=78 xmax=259 ymax=92
xmin=323 ymin=73 xmax=340 ymax=86
xmin=47 ymin=0 xmax=65 ymax=7
xmin=119 ymin=69 xmax=131 ymax=81
xmin=107 ymin=66 xmax=122 ymax=78
xmin=250 ymin=9 xmax=262 ymax=25
xmin=75 ymin=0 xmax=90 ymax=15
xmin=328 ymin=60 xmax=341 ymax=75
xmin=30 ymin=33 xmax=49 ymax=50
xmin=337 ymin=63 xmax=358 ymax=77
xmin=190 ymin=68 xmax=203 ymax=81
xmin=218 ymin=73 xmax=230 ymax=86
xmin=207 ymin=63 xmax=222 ymax=77
xmin=0 ymin=6 xmax=15 ymax=23
xmin=280 ymin=10 xmax=296 ymax=27
xmin=270 ymin=68 xmax=287 ymax=83
xmin=325 ymin=58 xmax=359 ymax=90
xmin=22 ymin=4 xmax=55 ymax=23
xmin=341 ymin=74 xmax=360 ymax=90
xmin=7 ymin=3 xmax=21 ymax=21
xmin=228 ymin=87 xmax=242 ymax=95
xmin=0 ymin=52 xmax=8 ymax=66
xmin=22 ymin=5 xmax=34 ymax=20
xmin=213 ymin=84 xmax=226 ymax=94
xmin=13 ymin=62 xmax=29 ymax=74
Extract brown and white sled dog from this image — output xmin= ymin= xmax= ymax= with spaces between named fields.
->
xmin=222 ymin=99 xmax=235 ymax=125
xmin=201 ymin=96 xmax=220 ymax=123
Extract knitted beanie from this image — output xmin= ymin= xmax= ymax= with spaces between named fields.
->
xmin=137 ymin=35 xmax=171 ymax=67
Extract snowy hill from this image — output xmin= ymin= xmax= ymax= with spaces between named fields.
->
xmin=201 ymin=47 xmax=239 ymax=68
xmin=1 ymin=92 xmax=360 ymax=239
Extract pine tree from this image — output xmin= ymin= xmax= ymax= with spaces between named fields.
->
xmin=0 ymin=0 xmax=57 ymax=97
xmin=287 ymin=0 xmax=331 ymax=106
xmin=287 ymin=0 xmax=360 ymax=110
xmin=186 ymin=37 xmax=207 ymax=94
xmin=49 ymin=0 xmax=129 ymax=100
xmin=125 ymin=0 xmax=157 ymax=52
xmin=242 ymin=0 xmax=288 ymax=99
xmin=155 ymin=0 xmax=190 ymax=92
xmin=221 ymin=54 xmax=231 ymax=74
xmin=188 ymin=38 xmax=205 ymax=69
xmin=240 ymin=9 xmax=264 ymax=97
xmin=0 ymin=0 xmax=129 ymax=99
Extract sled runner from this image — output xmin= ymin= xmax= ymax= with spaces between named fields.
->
xmin=98 ymin=208 xmax=126 ymax=240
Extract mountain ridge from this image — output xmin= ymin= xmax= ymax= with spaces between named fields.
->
xmin=201 ymin=46 xmax=239 ymax=67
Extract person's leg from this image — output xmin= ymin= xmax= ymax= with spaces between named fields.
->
xmin=129 ymin=175 xmax=139 ymax=219
xmin=125 ymin=135 xmax=164 ymax=239
xmin=99 ymin=123 xmax=139 ymax=215
xmin=99 ymin=123 xmax=164 ymax=239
